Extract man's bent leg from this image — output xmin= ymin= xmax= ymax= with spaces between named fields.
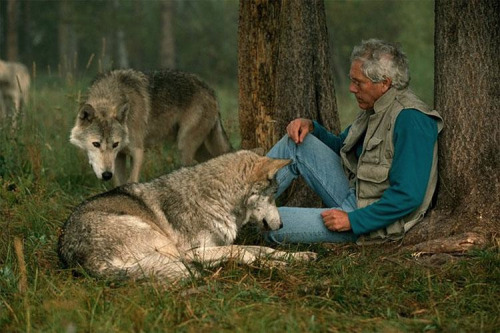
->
xmin=265 ymin=135 xmax=358 ymax=244
xmin=267 ymin=135 xmax=352 ymax=208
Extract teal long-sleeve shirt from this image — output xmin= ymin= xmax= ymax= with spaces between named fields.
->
xmin=312 ymin=108 xmax=438 ymax=235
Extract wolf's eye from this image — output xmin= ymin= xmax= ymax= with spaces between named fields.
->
xmin=112 ymin=142 xmax=119 ymax=148
xmin=92 ymin=142 xmax=101 ymax=148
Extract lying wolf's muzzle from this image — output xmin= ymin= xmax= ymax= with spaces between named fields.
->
xmin=262 ymin=218 xmax=283 ymax=231
xmin=102 ymin=171 xmax=113 ymax=181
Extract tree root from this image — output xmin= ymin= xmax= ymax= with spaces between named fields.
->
xmin=404 ymin=231 xmax=489 ymax=256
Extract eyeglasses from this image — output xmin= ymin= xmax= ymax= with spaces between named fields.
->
xmin=349 ymin=75 xmax=384 ymax=87
xmin=349 ymin=76 xmax=368 ymax=88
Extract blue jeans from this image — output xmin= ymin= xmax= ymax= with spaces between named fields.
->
xmin=264 ymin=135 xmax=358 ymax=244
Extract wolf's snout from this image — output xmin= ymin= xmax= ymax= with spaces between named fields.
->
xmin=102 ymin=171 xmax=113 ymax=181
xmin=262 ymin=219 xmax=283 ymax=231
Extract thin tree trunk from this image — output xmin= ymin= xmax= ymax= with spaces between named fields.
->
xmin=114 ymin=0 xmax=129 ymax=69
xmin=58 ymin=0 xmax=77 ymax=79
xmin=22 ymin=0 xmax=32 ymax=64
xmin=160 ymin=0 xmax=176 ymax=68
xmin=6 ymin=0 xmax=18 ymax=61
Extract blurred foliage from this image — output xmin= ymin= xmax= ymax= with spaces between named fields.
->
xmin=0 ymin=0 xmax=239 ymax=87
xmin=0 ymin=0 xmax=434 ymax=123
xmin=326 ymin=0 xmax=435 ymax=123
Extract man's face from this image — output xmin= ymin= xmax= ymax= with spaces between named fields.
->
xmin=349 ymin=60 xmax=390 ymax=110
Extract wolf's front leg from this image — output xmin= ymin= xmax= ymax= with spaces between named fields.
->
xmin=231 ymin=246 xmax=317 ymax=264
xmin=128 ymin=148 xmax=144 ymax=183
xmin=185 ymin=246 xmax=259 ymax=267
xmin=114 ymin=152 xmax=128 ymax=186
xmin=185 ymin=245 xmax=317 ymax=268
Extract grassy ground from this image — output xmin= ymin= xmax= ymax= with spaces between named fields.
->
xmin=1 ymin=76 xmax=499 ymax=332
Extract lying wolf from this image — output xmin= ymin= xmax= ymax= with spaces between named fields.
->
xmin=70 ymin=69 xmax=232 ymax=186
xmin=0 ymin=60 xmax=30 ymax=128
xmin=58 ymin=150 xmax=317 ymax=281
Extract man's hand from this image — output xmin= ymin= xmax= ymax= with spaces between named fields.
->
xmin=321 ymin=209 xmax=351 ymax=232
xmin=286 ymin=118 xmax=313 ymax=144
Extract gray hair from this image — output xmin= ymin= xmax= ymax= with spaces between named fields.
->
xmin=350 ymin=39 xmax=410 ymax=90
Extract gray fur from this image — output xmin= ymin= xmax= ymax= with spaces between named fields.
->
xmin=58 ymin=150 xmax=317 ymax=281
xmin=70 ymin=68 xmax=232 ymax=186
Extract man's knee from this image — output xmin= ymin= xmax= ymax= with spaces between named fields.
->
xmin=267 ymin=135 xmax=294 ymax=159
xmin=294 ymin=135 xmax=328 ymax=159
xmin=267 ymin=134 xmax=325 ymax=161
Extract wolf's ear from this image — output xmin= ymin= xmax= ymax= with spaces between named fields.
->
xmin=250 ymin=157 xmax=291 ymax=182
xmin=116 ymin=103 xmax=130 ymax=123
xmin=78 ymin=104 xmax=95 ymax=124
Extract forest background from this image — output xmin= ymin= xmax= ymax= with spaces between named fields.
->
xmin=0 ymin=0 xmax=434 ymax=130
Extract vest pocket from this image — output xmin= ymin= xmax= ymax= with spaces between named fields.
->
xmin=357 ymin=163 xmax=389 ymax=184
xmin=356 ymin=164 xmax=390 ymax=202
xmin=361 ymin=137 xmax=383 ymax=164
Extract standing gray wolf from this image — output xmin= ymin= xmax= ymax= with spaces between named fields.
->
xmin=70 ymin=68 xmax=232 ymax=186
xmin=58 ymin=150 xmax=317 ymax=281
xmin=0 ymin=60 xmax=30 ymax=128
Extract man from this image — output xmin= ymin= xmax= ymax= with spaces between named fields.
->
xmin=266 ymin=39 xmax=443 ymax=244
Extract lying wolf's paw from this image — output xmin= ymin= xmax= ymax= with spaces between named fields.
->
xmin=259 ymin=251 xmax=317 ymax=268
xmin=259 ymin=259 xmax=289 ymax=268
xmin=290 ymin=251 xmax=317 ymax=261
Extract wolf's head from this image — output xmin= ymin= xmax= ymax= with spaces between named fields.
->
xmin=243 ymin=152 xmax=291 ymax=231
xmin=70 ymin=103 xmax=130 ymax=182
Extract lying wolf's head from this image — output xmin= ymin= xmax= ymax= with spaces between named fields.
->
xmin=243 ymin=153 xmax=291 ymax=231
xmin=70 ymin=103 xmax=130 ymax=182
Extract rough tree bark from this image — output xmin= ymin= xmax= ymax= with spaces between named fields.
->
xmin=403 ymin=0 xmax=499 ymax=252
xmin=238 ymin=0 xmax=339 ymax=207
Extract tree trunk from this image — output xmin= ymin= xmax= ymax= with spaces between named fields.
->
xmin=404 ymin=0 xmax=499 ymax=250
xmin=21 ymin=0 xmax=32 ymax=64
xmin=238 ymin=0 xmax=339 ymax=207
xmin=114 ymin=0 xmax=129 ymax=69
xmin=160 ymin=0 xmax=176 ymax=69
xmin=6 ymin=0 xmax=18 ymax=61
xmin=58 ymin=0 xmax=78 ymax=80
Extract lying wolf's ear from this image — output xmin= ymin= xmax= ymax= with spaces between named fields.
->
xmin=78 ymin=104 xmax=95 ymax=124
xmin=250 ymin=157 xmax=291 ymax=182
xmin=116 ymin=103 xmax=130 ymax=123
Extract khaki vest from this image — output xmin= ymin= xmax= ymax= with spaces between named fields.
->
xmin=340 ymin=88 xmax=443 ymax=244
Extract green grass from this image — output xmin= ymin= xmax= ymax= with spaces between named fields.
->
xmin=1 ymin=76 xmax=499 ymax=332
